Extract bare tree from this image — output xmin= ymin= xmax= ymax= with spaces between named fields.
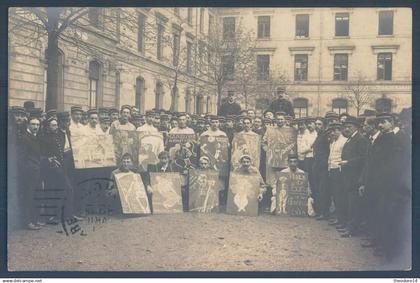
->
xmin=344 ymin=72 xmax=373 ymax=116
xmin=200 ymin=17 xmax=257 ymax=112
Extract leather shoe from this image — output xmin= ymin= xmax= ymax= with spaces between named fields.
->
xmin=361 ymin=241 xmax=376 ymax=248
xmin=336 ymin=228 xmax=348 ymax=233
xmin=340 ymin=231 xmax=352 ymax=238
xmin=336 ymin=224 xmax=346 ymax=229
xmin=27 ymin=223 xmax=41 ymax=230
xmin=316 ymin=215 xmax=326 ymax=220
xmin=328 ymin=220 xmax=339 ymax=226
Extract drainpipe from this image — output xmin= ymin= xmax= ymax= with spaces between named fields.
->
xmin=317 ymin=10 xmax=323 ymax=116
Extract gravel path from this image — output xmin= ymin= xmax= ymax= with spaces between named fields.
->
xmin=8 ymin=213 xmax=405 ymax=271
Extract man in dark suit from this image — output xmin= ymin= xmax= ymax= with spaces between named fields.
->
xmin=337 ymin=116 xmax=369 ymax=237
xmin=267 ymin=86 xmax=294 ymax=118
xmin=311 ymin=118 xmax=330 ymax=220
xmin=218 ymin=91 xmax=242 ymax=117
xmin=20 ymin=115 xmax=43 ymax=230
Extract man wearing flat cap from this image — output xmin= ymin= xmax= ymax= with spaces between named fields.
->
xmin=109 ymin=105 xmax=136 ymax=135
xmin=69 ymin=106 xmax=87 ymax=136
xmin=267 ymin=86 xmax=294 ymax=118
xmin=218 ymin=91 xmax=242 ymax=117
xmin=200 ymin=115 xmax=227 ymax=137
xmin=169 ymin=112 xmax=195 ymax=134
xmin=137 ymin=110 xmax=158 ymax=133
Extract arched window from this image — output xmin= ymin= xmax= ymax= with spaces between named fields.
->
xmin=155 ymin=81 xmax=163 ymax=109
xmin=376 ymin=97 xmax=392 ymax=113
xmin=44 ymin=49 xmax=65 ymax=110
xmin=206 ymin=96 xmax=211 ymax=114
xmin=136 ymin=76 xmax=145 ymax=112
xmin=89 ymin=60 xmax=102 ymax=108
xmin=332 ymin=98 xmax=348 ymax=114
xmin=293 ymin=98 xmax=308 ymax=118
xmin=185 ymin=89 xmax=192 ymax=113
xmin=196 ymin=93 xmax=204 ymax=114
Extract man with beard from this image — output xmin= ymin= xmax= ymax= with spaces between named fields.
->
xmin=85 ymin=109 xmax=104 ymax=135
xmin=218 ymin=91 xmax=242 ymax=117
xmin=40 ymin=117 xmax=81 ymax=225
xmin=100 ymin=116 xmax=111 ymax=134
xmin=169 ymin=113 xmax=195 ymax=134
xmin=109 ymin=105 xmax=136 ymax=135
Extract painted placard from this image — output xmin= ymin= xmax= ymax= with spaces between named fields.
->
xmin=275 ymin=170 xmax=309 ymax=217
xmin=112 ymin=130 xmax=139 ymax=166
xmin=167 ymin=134 xmax=198 ymax=170
xmin=188 ymin=169 xmax=222 ymax=213
xmin=114 ymin=171 xmax=151 ymax=214
xmin=265 ymin=127 xmax=297 ymax=183
xmin=138 ymin=132 xmax=165 ymax=169
xmin=71 ymin=134 xmax=116 ymax=169
xmin=199 ymin=136 xmax=229 ymax=176
xmin=150 ymin=172 xmax=183 ymax=214
xmin=231 ymin=133 xmax=261 ymax=171
xmin=226 ymin=173 xmax=260 ymax=216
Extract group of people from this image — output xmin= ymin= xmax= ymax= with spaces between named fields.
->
xmin=8 ymin=87 xmax=411 ymax=262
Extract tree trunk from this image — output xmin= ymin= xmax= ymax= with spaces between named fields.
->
xmin=45 ymin=8 xmax=60 ymax=111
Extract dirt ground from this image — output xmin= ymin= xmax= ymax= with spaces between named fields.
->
xmin=8 ymin=213 xmax=409 ymax=272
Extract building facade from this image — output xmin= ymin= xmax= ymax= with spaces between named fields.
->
xmin=8 ymin=7 xmax=412 ymax=117
xmin=8 ymin=7 xmax=218 ymax=114
xmin=218 ymin=7 xmax=412 ymax=116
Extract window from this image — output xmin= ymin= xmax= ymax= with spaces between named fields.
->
xmin=257 ymin=16 xmax=270 ymax=39
xmin=200 ymin=8 xmax=205 ymax=33
xmin=208 ymin=14 xmax=214 ymax=35
xmin=88 ymin=8 xmax=103 ymax=29
xmin=196 ymin=94 xmax=203 ymax=114
xmin=137 ymin=14 xmax=145 ymax=53
xmin=89 ymin=61 xmax=101 ymax=108
xmin=222 ymin=55 xmax=235 ymax=80
xmin=333 ymin=54 xmax=348 ymax=81
xmin=293 ymin=98 xmax=308 ymax=118
xmin=186 ymin=41 xmax=193 ymax=74
xmin=296 ymin=14 xmax=309 ymax=38
xmin=294 ymin=54 xmax=308 ymax=81
xmin=173 ymin=31 xmax=181 ymax=66
xmin=185 ymin=89 xmax=192 ymax=113
xmin=198 ymin=41 xmax=205 ymax=64
xmin=257 ymin=55 xmax=270 ymax=80
xmin=174 ymin=8 xmax=180 ymax=16
xmin=115 ymin=71 xmax=121 ymax=109
xmin=379 ymin=11 xmax=393 ymax=35
xmin=375 ymin=97 xmax=392 ymax=113
xmin=135 ymin=77 xmax=145 ymax=111
xmin=377 ymin=53 xmax=392 ymax=80
xmin=187 ymin=8 xmax=193 ymax=25
xmin=332 ymin=98 xmax=348 ymax=114
xmin=207 ymin=96 xmax=211 ymax=113
xmin=335 ymin=13 xmax=349 ymax=36
xmin=157 ymin=23 xmax=164 ymax=60
xmin=155 ymin=81 xmax=163 ymax=109
xmin=223 ymin=17 xmax=235 ymax=40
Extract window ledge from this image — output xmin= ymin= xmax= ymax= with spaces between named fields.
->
xmin=333 ymin=36 xmax=350 ymax=39
xmin=377 ymin=34 xmax=394 ymax=38
xmin=256 ymin=37 xmax=271 ymax=41
xmin=295 ymin=36 xmax=310 ymax=40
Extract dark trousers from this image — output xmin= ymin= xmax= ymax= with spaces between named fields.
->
xmin=346 ymin=189 xmax=364 ymax=233
xmin=22 ymin=166 xmax=41 ymax=225
xmin=312 ymin=163 xmax=330 ymax=216
xmin=329 ymin=169 xmax=346 ymax=223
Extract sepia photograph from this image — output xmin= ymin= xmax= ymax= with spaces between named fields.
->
xmin=7 ymin=6 xmax=412 ymax=272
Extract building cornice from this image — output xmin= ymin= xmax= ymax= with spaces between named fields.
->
xmin=288 ymin=46 xmax=315 ymax=55
xmin=327 ymin=45 xmax=355 ymax=54
xmin=371 ymin=44 xmax=400 ymax=54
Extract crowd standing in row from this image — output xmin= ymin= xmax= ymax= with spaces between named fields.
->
xmin=8 ymin=88 xmax=411 ymax=263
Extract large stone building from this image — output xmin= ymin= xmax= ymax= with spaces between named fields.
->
xmin=219 ymin=7 xmax=412 ymax=116
xmin=8 ymin=7 xmax=218 ymax=114
xmin=8 ymin=7 xmax=412 ymax=116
